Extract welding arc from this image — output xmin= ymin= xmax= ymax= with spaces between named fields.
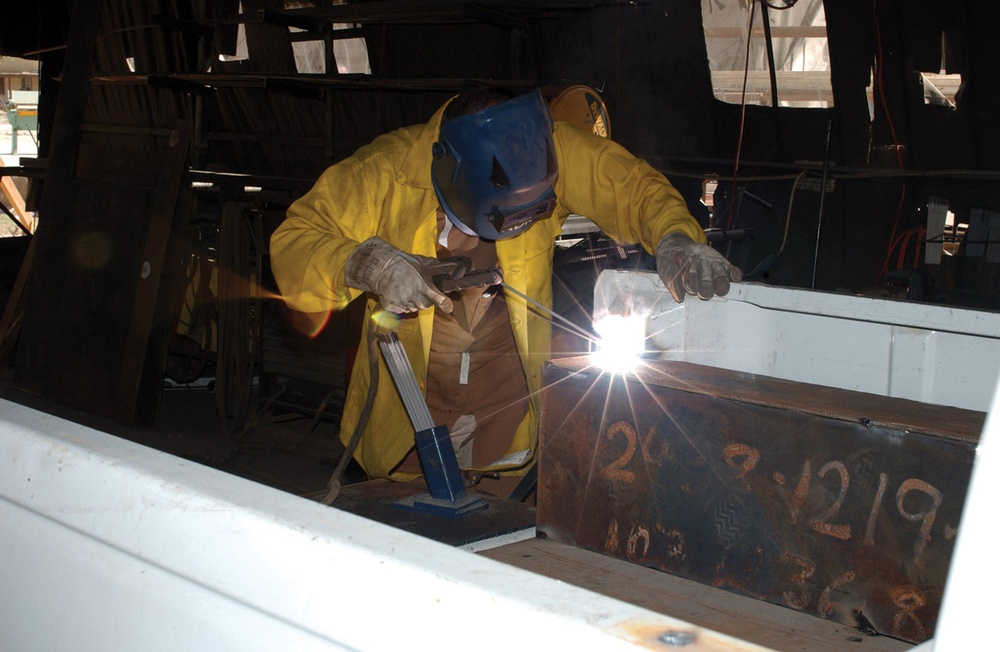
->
xmin=376 ymin=331 xmax=436 ymax=432
xmin=500 ymin=282 xmax=596 ymax=344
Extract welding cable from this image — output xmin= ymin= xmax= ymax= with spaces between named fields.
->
xmin=304 ymin=384 xmax=342 ymax=435
xmin=722 ymin=0 xmax=757 ymax=231
xmin=320 ymin=316 xmax=379 ymax=506
xmin=322 ymin=282 xmax=595 ymax=505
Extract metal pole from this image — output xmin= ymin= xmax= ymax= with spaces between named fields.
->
xmin=811 ymin=119 xmax=832 ymax=289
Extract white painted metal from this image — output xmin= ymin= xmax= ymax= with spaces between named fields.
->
xmin=907 ymin=367 xmax=1000 ymax=652
xmin=0 ymin=398 xmax=771 ymax=652
xmin=593 ymin=271 xmax=1000 ymax=412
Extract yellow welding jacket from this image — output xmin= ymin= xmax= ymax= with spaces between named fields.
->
xmin=269 ymin=97 xmax=706 ymax=480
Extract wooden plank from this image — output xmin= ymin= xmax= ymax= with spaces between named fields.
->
xmin=115 ymin=122 xmax=192 ymax=424
xmin=0 ymin=237 xmax=32 ymax=363
xmin=482 ymin=538 xmax=912 ymax=652
xmin=16 ymin=127 xmax=193 ymax=425
xmin=1 ymin=175 xmax=34 ymax=233
xmin=10 ymin=0 xmax=194 ymax=426
xmin=13 ymin=0 xmax=103 ymax=407
xmin=24 ymin=180 xmax=155 ymax=415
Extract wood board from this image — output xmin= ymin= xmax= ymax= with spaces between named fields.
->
xmin=482 ymin=537 xmax=912 ymax=652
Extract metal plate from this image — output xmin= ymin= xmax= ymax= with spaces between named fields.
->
xmin=537 ymin=356 xmax=983 ymax=644
xmin=332 ymin=479 xmax=535 ymax=548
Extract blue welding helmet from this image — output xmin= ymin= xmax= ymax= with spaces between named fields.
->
xmin=431 ymin=89 xmax=558 ymax=241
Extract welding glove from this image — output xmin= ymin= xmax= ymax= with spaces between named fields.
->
xmin=655 ymin=232 xmax=742 ymax=302
xmin=345 ymin=236 xmax=453 ymax=314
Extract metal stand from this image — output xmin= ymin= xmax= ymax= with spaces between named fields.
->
xmin=377 ymin=331 xmax=488 ymax=519
xmin=393 ymin=424 xmax=488 ymax=518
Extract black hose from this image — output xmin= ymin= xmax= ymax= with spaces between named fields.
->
xmin=320 ymin=313 xmax=379 ymax=505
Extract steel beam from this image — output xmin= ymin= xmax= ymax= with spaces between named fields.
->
xmin=537 ymin=356 xmax=983 ymax=644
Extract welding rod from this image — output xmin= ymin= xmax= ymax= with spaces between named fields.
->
xmin=376 ymin=331 xmax=436 ymax=432
xmin=501 ymin=282 xmax=596 ymax=344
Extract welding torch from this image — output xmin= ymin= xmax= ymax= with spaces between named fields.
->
xmin=429 ymin=257 xmax=596 ymax=344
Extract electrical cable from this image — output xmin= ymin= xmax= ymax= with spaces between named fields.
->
xmin=759 ymin=0 xmax=780 ymax=110
xmin=884 ymin=225 xmax=927 ymax=272
xmin=745 ymin=170 xmax=807 ymax=277
xmin=723 ymin=0 xmax=757 ymax=231
xmin=871 ymin=0 xmax=909 ymax=286
xmin=303 ymin=384 xmax=342 ymax=434
xmin=764 ymin=0 xmax=799 ymax=10
xmin=320 ymin=314 xmax=379 ymax=506
xmin=811 ymin=119 xmax=833 ymax=288
xmin=317 ymin=279 xmax=596 ymax=507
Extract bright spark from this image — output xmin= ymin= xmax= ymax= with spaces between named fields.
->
xmin=590 ymin=313 xmax=646 ymax=374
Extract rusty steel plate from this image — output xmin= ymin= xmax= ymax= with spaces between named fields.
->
xmin=537 ymin=356 xmax=983 ymax=645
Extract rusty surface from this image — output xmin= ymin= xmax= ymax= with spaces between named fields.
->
xmin=537 ymin=356 xmax=983 ymax=645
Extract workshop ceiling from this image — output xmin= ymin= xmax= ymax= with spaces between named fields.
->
xmin=4 ymin=1 xmax=999 ymax=179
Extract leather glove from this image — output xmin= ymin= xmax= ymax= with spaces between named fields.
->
xmin=655 ymin=232 xmax=742 ymax=302
xmin=345 ymin=236 xmax=453 ymax=313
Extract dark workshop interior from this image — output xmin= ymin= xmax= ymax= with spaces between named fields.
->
xmin=1 ymin=1 xmax=999 ymax=649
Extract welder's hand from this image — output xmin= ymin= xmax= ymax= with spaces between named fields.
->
xmin=655 ymin=232 xmax=742 ymax=302
xmin=345 ymin=236 xmax=453 ymax=314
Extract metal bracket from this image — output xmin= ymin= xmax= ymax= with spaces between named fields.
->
xmin=376 ymin=332 xmax=488 ymax=519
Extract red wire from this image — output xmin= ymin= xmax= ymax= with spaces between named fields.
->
xmin=884 ymin=226 xmax=927 ymax=272
xmin=873 ymin=0 xmax=909 ymax=284
xmin=896 ymin=231 xmax=911 ymax=269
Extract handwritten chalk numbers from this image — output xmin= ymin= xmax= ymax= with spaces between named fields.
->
xmin=600 ymin=421 xmax=636 ymax=483
xmin=891 ymin=585 xmax=928 ymax=641
xmin=864 ymin=472 xmax=889 ymax=547
xmin=723 ymin=441 xmax=946 ymax=566
xmin=599 ymin=423 xmax=950 ymax=567
xmin=808 ymin=461 xmax=852 ymax=540
xmin=778 ymin=552 xmax=815 ymax=610
xmin=593 ymin=419 xmax=944 ymax=641
xmin=897 ymin=479 xmax=942 ymax=566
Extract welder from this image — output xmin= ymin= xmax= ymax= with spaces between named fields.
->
xmin=269 ymin=87 xmax=742 ymax=498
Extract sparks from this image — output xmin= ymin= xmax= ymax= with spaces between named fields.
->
xmin=590 ymin=313 xmax=647 ymax=374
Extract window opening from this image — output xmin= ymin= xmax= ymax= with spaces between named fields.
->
xmin=287 ymin=1 xmax=371 ymax=74
xmin=219 ymin=2 xmax=372 ymax=74
xmin=919 ymin=35 xmax=961 ymax=108
xmin=1 ymin=57 xmax=40 ymax=161
xmin=331 ymin=25 xmax=371 ymax=75
xmin=219 ymin=2 xmax=249 ymax=62
xmin=702 ymin=0 xmax=832 ymax=108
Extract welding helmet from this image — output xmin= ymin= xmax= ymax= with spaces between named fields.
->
xmin=431 ymin=89 xmax=558 ymax=241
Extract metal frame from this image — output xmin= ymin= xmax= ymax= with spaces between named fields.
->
xmin=594 ymin=270 xmax=1000 ymax=412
